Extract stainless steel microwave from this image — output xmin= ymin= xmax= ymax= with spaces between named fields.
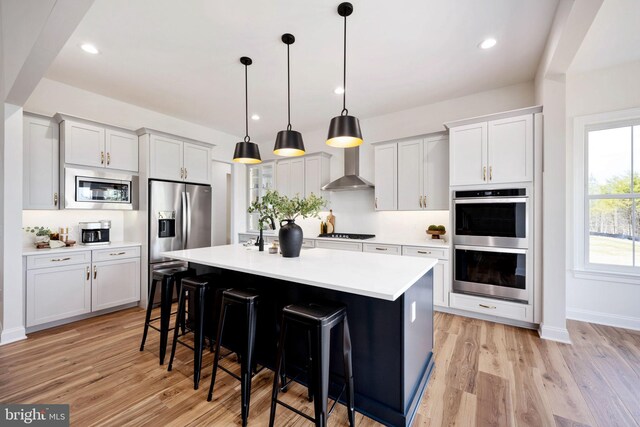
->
xmin=63 ymin=167 xmax=139 ymax=210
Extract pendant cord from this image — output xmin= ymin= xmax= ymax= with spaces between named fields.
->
xmin=287 ymin=42 xmax=292 ymax=131
xmin=244 ymin=63 xmax=250 ymax=142
xmin=341 ymin=14 xmax=348 ymax=116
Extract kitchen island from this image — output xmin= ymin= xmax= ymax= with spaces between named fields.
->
xmin=162 ymin=244 xmax=437 ymax=426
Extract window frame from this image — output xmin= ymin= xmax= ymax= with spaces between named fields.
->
xmin=573 ymin=107 xmax=640 ymax=283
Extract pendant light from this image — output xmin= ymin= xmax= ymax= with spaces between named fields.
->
xmin=326 ymin=2 xmax=363 ymax=148
xmin=233 ymin=56 xmax=262 ymax=164
xmin=274 ymin=33 xmax=305 ymax=157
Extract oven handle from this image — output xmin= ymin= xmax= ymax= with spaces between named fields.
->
xmin=455 ymin=245 xmax=527 ymax=254
xmin=453 ymin=197 xmax=527 ymax=204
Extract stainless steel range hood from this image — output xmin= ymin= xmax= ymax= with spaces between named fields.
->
xmin=322 ymin=147 xmax=374 ymax=191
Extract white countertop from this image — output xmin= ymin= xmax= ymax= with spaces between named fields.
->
xmin=239 ymin=231 xmax=449 ymax=249
xmin=161 ymin=244 xmax=438 ymax=301
xmin=22 ymin=241 xmax=142 ymax=256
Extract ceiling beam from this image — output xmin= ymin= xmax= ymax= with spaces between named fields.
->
xmin=4 ymin=0 xmax=95 ymax=106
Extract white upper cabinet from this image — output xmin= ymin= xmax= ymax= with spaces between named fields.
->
xmin=397 ymin=139 xmax=424 ymax=210
xmin=423 ymin=137 xmax=449 ymax=210
xmin=449 ymin=122 xmax=487 ymax=186
xmin=276 ymin=157 xmax=310 ymax=198
xmin=374 ymin=143 xmax=397 ymax=210
xmin=106 ymin=129 xmax=138 ymax=172
xmin=276 ymin=160 xmax=292 ymax=197
xmin=148 ymin=133 xmax=211 ymax=184
xmin=449 ymin=113 xmax=534 ymax=186
xmin=23 ymin=114 xmax=59 ymax=210
xmin=487 ymin=115 xmax=533 ymax=184
xmin=149 ymin=135 xmax=184 ymax=181
xmin=58 ymin=115 xmax=139 ymax=172
xmin=384 ymin=135 xmax=449 ymax=211
xmin=290 ymin=158 xmax=305 ymax=197
xmin=304 ymin=153 xmax=331 ymax=197
xmin=183 ymin=142 xmax=211 ymax=184
xmin=62 ymin=120 xmax=105 ymax=168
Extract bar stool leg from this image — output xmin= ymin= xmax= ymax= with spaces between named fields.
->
xmin=311 ymin=326 xmax=331 ymax=427
xmin=342 ymin=317 xmax=355 ymax=427
xmin=307 ymin=329 xmax=314 ymax=402
xmin=158 ymin=276 xmax=174 ymax=365
xmin=240 ymin=302 xmax=257 ymax=427
xmin=167 ymin=285 xmax=187 ymax=371
xmin=140 ymin=278 xmax=158 ymax=351
xmin=193 ymin=286 xmax=206 ymax=389
xmin=207 ymin=303 xmax=228 ymax=402
xmin=269 ymin=316 xmax=287 ymax=427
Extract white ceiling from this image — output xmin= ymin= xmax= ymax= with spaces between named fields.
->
xmin=45 ymin=0 xmax=559 ymax=141
xmin=570 ymin=0 xmax=640 ymax=74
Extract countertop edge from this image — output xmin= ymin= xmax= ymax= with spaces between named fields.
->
xmin=22 ymin=241 xmax=142 ymax=256
xmin=238 ymin=232 xmax=450 ymax=249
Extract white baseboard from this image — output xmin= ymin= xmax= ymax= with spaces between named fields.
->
xmin=0 ymin=326 xmax=27 ymax=346
xmin=567 ymin=307 xmax=640 ymax=331
xmin=538 ymin=323 xmax=572 ymax=344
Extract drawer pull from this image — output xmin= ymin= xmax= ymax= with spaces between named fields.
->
xmin=417 ymin=251 xmax=431 ymax=255
xmin=109 ymin=252 xmax=127 ymax=256
xmin=479 ymin=304 xmax=496 ymax=310
xmin=51 ymin=257 xmax=71 ymax=262
xmin=375 ymin=247 xmax=388 ymax=251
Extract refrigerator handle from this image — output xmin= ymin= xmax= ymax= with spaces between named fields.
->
xmin=181 ymin=192 xmax=188 ymax=250
xmin=186 ymin=191 xmax=192 ymax=249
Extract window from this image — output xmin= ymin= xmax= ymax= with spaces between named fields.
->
xmin=585 ymin=121 xmax=640 ymax=271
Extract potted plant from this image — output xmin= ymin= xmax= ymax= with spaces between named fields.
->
xmin=273 ymin=192 xmax=325 ymax=258
xmin=426 ymin=224 xmax=446 ymax=239
xmin=247 ymin=190 xmax=278 ymax=251
xmin=24 ymin=226 xmax=52 ymax=245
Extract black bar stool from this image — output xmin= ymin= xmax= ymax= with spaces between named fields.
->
xmin=167 ymin=275 xmax=224 ymax=389
xmin=207 ymin=288 xmax=259 ymax=427
xmin=140 ymin=266 xmax=195 ymax=364
xmin=269 ymin=303 xmax=355 ymax=427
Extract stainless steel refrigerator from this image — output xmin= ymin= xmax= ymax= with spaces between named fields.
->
xmin=148 ymin=180 xmax=212 ymax=299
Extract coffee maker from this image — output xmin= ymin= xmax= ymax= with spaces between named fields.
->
xmin=79 ymin=220 xmax=111 ymax=245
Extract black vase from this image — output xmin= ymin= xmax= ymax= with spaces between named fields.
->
xmin=278 ymin=219 xmax=303 ymax=258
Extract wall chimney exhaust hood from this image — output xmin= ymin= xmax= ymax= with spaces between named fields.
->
xmin=322 ymin=147 xmax=374 ymax=191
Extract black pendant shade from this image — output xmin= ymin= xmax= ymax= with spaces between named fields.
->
xmin=274 ymin=33 xmax=305 ymax=157
xmin=326 ymin=114 xmax=363 ymax=148
xmin=274 ymin=129 xmax=305 ymax=157
xmin=233 ymin=56 xmax=262 ymax=164
xmin=326 ymin=2 xmax=363 ymax=148
xmin=233 ymin=140 xmax=261 ymax=164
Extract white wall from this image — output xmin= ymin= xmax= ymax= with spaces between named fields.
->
xmin=257 ymin=82 xmax=535 ymax=241
xmin=565 ymin=60 xmax=640 ymax=330
xmin=22 ymin=210 xmax=125 ymax=246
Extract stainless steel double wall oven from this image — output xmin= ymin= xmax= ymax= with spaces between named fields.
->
xmin=453 ymin=188 xmax=531 ymax=303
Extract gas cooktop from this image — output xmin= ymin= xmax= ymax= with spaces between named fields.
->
xmin=317 ymin=233 xmax=375 ymax=240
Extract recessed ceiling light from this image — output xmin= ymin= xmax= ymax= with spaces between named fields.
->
xmin=251 ymin=114 xmax=260 ymax=121
xmin=334 ymin=87 xmax=345 ymax=95
xmin=81 ymin=43 xmax=99 ymax=54
xmin=479 ymin=38 xmax=497 ymax=49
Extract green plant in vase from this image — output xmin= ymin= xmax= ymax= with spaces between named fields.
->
xmin=24 ymin=226 xmax=52 ymax=244
xmin=271 ymin=192 xmax=325 ymax=258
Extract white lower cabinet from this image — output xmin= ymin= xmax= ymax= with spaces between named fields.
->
xmin=432 ymin=261 xmax=449 ymax=308
xmin=449 ymin=293 xmax=532 ymax=322
xmin=26 ymin=263 xmax=92 ymax=327
xmin=25 ymin=246 xmax=141 ymax=329
xmin=92 ymin=258 xmax=141 ymax=311
xmin=362 ymin=243 xmax=402 ymax=255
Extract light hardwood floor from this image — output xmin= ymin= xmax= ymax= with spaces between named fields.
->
xmin=1 ymin=308 xmax=639 ymax=426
